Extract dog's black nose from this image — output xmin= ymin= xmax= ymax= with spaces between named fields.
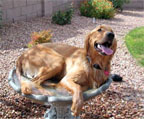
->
xmin=107 ymin=32 xmax=115 ymax=40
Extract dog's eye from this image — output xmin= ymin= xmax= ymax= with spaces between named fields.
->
xmin=93 ymin=64 xmax=101 ymax=70
xmin=98 ymin=28 xmax=102 ymax=32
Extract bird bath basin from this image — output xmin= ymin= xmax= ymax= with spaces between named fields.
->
xmin=8 ymin=68 xmax=113 ymax=119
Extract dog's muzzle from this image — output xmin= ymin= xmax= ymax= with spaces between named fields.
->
xmin=94 ymin=32 xmax=115 ymax=56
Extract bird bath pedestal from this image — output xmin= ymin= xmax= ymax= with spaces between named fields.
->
xmin=8 ymin=68 xmax=113 ymax=119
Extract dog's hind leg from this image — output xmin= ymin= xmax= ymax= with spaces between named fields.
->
xmin=21 ymin=59 xmax=65 ymax=95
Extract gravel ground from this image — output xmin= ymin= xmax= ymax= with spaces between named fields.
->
xmin=0 ymin=9 xmax=144 ymax=119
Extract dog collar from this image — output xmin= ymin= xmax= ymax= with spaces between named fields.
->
xmin=87 ymin=55 xmax=109 ymax=76
xmin=104 ymin=70 xmax=109 ymax=76
xmin=86 ymin=56 xmax=91 ymax=63
xmin=94 ymin=64 xmax=109 ymax=76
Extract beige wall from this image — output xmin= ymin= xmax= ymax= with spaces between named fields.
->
xmin=1 ymin=0 xmax=83 ymax=23
xmin=124 ymin=0 xmax=144 ymax=9
xmin=1 ymin=0 xmax=143 ymax=23
xmin=2 ymin=0 xmax=42 ymax=22
xmin=44 ymin=0 xmax=83 ymax=16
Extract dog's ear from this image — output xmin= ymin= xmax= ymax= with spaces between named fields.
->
xmin=84 ymin=34 xmax=91 ymax=53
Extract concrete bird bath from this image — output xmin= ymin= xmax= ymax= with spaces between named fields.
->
xmin=8 ymin=67 xmax=113 ymax=119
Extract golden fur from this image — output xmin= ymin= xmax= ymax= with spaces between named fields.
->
xmin=16 ymin=25 xmax=117 ymax=116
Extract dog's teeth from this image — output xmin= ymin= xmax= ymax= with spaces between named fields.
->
xmin=97 ymin=44 xmax=101 ymax=48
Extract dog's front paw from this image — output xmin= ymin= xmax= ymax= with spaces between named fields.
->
xmin=71 ymin=96 xmax=83 ymax=116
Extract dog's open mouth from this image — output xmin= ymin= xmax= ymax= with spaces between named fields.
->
xmin=94 ymin=42 xmax=113 ymax=55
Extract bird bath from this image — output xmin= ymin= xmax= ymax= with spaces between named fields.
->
xmin=8 ymin=67 xmax=113 ymax=119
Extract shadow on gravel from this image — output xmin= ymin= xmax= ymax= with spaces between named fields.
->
xmin=0 ymin=96 xmax=48 ymax=118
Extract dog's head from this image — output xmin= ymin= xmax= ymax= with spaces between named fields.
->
xmin=85 ymin=25 xmax=117 ymax=57
xmin=85 ymin=25 xmax=117 ymax=87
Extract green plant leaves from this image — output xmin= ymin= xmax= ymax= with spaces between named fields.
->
xmin=27 ymin=30 xmax=52 ymax=48
xmin=52 ymin=9 xmax=73 ymax=25
xmin=80 ymin=0 xmax=115 ymax=19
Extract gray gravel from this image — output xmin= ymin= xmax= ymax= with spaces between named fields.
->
xmin=0 ymin=9 xmax=144 ymax=119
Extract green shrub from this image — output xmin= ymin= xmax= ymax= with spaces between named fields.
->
xmin=27 ymin=30 xmax=52 ymax=48
xmin=52 ymin=9 xmax=73 ymax=25
xmin=80 ymin=0 xmax=115 ymax=19
xmin=109 ymin=0 xmax=129 ymax=11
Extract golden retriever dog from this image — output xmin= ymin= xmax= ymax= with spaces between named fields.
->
xmin=16 ymin=25 xmax=117 ymax=116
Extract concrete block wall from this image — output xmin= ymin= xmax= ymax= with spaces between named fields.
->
xmin=0 ymin=0 xmax=2 ymax=13
xmin=2 ymin=0 xmax=143 ymax=23
xmin=2 ymin=0 xmax=83 ymax=23
xmin=52 ymin=0 xmax=73 ymax=13
xmin=0 ymin=0 xmax=2 ymax=25
xmin=124 ymin=0 xmax=144 ymax=9
xmin=44 ymin=0 xmax=83 ymax=16
xmin=2 ymin=0 xmax=42 ymax=22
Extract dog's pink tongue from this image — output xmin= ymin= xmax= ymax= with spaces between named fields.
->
xmin=101 ymin=45 xmax=113 ymax=55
